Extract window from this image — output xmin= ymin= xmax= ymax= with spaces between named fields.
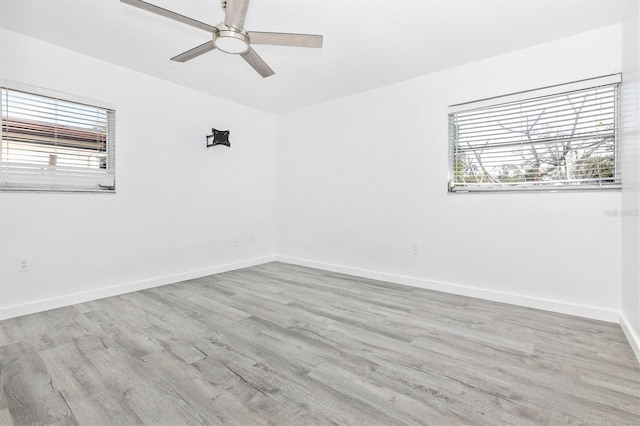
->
xmin=448 ymin=74 xmax=621 ymax=192
xmin=1 ymin=83 xmax=115 ymax=192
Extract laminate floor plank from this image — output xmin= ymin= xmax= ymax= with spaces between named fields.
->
xmin=83 ymin=345 xmax=214 ymax=425
xmin=38 ymin=341 xmax=143 ymax=425
xmin=0 ymin=408 xmax=13 ymax=426
xmin=0 ymin=307 xmax=101 ymax=351
xmin=139 ymin=350 xmax=271 ymax=426
xmin=191 ymin=356 xmax=302 ymax=424
xmin=220 ymin=355 xmax=403 ymax=426
xmin=81 ymin=309 xmax=163 ymax=359
xmin=0 ymin=342 xmax=78 ymax=425
xmin=0 ymin=262 xmax=638 ymax=425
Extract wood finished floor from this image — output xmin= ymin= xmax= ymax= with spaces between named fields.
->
xmin=0 ymin=262 xmax=639 ymax=425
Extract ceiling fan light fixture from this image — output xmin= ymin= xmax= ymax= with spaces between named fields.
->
xmin=214 ymin=29 xmax=250 ymax=54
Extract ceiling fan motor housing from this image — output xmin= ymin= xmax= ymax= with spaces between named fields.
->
xmin=213 ymin=25 xmax=250 ymax=55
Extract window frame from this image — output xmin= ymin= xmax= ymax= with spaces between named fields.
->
xmin=0 ymin=80 xmax=116 ymax=193
xmin=448 ymin=74 xmax=622 ymax=193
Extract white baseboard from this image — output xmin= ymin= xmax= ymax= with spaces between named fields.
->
xmin=620 ymin=312 xmax=640 ymax=362
xmin=0 ymin=255 xmax=276 ymax=321
xmin=276 ymin=255 xmax=620 ymax=323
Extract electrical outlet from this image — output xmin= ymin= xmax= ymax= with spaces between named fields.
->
xmin=411 ymin=243 xmax=419 ymax=255
xmin=18 ymin=257 xmax=30 ymax=272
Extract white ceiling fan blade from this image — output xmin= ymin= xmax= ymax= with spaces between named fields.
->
xmin=248 ymin=32 xmax=323 ymax=48
xmin=120 ymin=0 xmax=215 ymax=32
xmin=170 ymin=41 xmax=216 ymax=62
xmin=241 ymin=48 xmax=274 ymax=78
xmin=224 ymin=0 xmax=250 ymax=31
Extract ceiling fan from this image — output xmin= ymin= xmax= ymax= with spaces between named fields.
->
xmin=121 ymin=0 xmax=323 ymax=78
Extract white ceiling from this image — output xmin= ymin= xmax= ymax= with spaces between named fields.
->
xmin=0 ymin=0 xmax=633 ymax=113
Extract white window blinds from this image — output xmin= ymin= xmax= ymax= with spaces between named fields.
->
xmin=448 ymin=75 xmax=621 ymax=192
xmin=1 ymin=86 xmax=115 ymax=192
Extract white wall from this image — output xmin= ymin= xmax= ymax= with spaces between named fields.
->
xmin=621 ymin=1 xmax=640 ymax=359
xmin=0 ymin=28 xmax=276 ymax=319
xmin=276 ymin=25 xmax=624 ymax=321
